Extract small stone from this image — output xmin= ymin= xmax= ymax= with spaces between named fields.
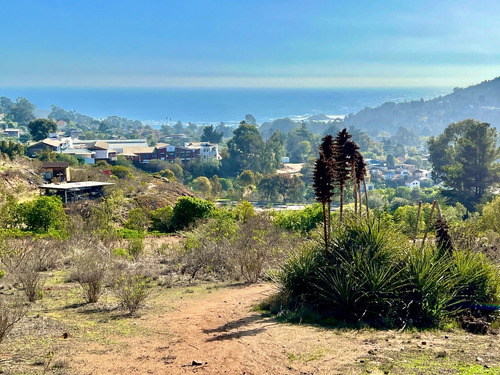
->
xmin=444 ymin=335 xmax=449 ymax=339
xmin=366 ymin=371 xmax=372 ymax=374
xmin=359 ymin=359 xmax=365 ymax=363
xmin=476 ymin=357 xmax=483 ymax=362
xmin=421 ymin=341 xmax=426 ymax=345
xmin=437 ymin=351 xmax=447 ymax=358
xmin=484 ymin=364 xmax=491 ymax=369
xmin=192 ymin=360 xmax=203 ymax=366
xmin=368 ymin=350 xmax=375 ymax=355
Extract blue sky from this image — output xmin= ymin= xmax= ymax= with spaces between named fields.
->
xmin=1 ymin=0 xmax=499 ymax=88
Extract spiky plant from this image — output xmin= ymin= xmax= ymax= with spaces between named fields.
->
xmin=313 ymin=135 xmax=336 ymax=256
xmin=332 ymin=129 xmax=352 ymax=221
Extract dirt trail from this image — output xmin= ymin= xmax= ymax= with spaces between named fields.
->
xmin=71 ymin=283 xmax=363 ymax=375
xmin=68 ymin=283 xmax=499 ymax=375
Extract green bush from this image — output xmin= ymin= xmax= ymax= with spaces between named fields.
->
xmin=149 ymin=206 xmax=173 ymax=232
xmin=273 ymin=203 xmax=323 ymax=233
xmin=20 ymin=195 xmax=66 ymax=232
xmin=171 ymin=196 xmax=215 ymax=230
xmin=127 ymin=238 xmax=144 ymax=260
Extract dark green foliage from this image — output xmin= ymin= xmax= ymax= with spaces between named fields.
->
xmin=149 ymin=206 xmax=173 ymax=232
xmin=428 ymin=119 xmax=500 ymax=210
xmin=0 ymin=141 xmax=24 ymax=160
xmin=171 ymin=196 xmax=215 ymax=230
xmin=200 ymin=125 xmax=223 ymax=144
xmin=27 ymin=118 xmax=57 ymax=141
xmin=275 ymin=217 xmax=500 ymax=328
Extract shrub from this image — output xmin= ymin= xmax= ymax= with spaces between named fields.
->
xmin=232 ymin=216 xmax=292 ymax=283
xmin=171 ymin=196 xmax=215 ymax=230
xmin=124 ymin=208 xmax=149 ymax=233
xmin=149 ymin=206 xmax=173 ymax=232
xmin=20 ymin=195 xmax=66 ymax=232
xmin=273 ymin=203 xmax=323 ymax=233
xmin=0 ymin=297 xmax=27 ymax=344
xmin=114 ymin=273 xmax=151 ymax=315
xmin=0 ymin=239 xmax=59 ymax=302
xmin=179 ymin=215 xmax=236 ymax=279
xmin=71 ymin=249 xmax=109 ymax=303
xmin=127 ymin=238 xmax=144 ymax=260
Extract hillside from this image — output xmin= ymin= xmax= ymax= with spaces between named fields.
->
xmin=344 ymin=77 xmax=500 ymax=136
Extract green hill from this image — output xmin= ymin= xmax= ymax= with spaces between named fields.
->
xmin=344 ymin=77 xmax=500 ymax=136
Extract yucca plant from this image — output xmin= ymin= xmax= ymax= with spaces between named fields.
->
xmin=451 ymin=250 xmax=500 ymax=309
xmin=402 ymin=246 xmax=460 ymax=326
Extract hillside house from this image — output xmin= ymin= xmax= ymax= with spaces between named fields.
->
xmin=405 ymin=179 xmax=421 ymax=189
xmin=27 ymin=139 xmax=64 ymax=157
xmin=3 ymin=128 xmax=21 ymax=138
xmin=41 ymin=162 xmax=71 ymax=182
xmin=185 ymin=142 xmax=221 ymax=160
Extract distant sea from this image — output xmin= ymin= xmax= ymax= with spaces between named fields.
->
xmin=0 ymin=87 xmax=449 ymax=127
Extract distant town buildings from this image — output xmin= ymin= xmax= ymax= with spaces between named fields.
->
xmin=26 ymin=135 xmax=221 ymax=165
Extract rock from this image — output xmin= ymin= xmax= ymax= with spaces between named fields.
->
xmin=192 ymin=360 xmax=203 ymax=366
xmin=436 ymin=351 xmax=447 ymax=358
xmin=484 ymin=364 xmax=491 ymax=369
xmin=368 ymin=350 xmax=375 ymax=355
xmin=476 ymin=357 xmax=484 ymax=362
xmin=444 ymin=335 xmax=449 ymax=339
xmin=421 ymin=341 xmax=426 ymax=345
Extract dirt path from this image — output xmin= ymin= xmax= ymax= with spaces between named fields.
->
xmin=68 ymin=283 xmax=500 ymax=375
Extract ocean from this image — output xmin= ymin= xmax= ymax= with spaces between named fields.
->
xmin=0 ymin=87 xmax=449 ymax=127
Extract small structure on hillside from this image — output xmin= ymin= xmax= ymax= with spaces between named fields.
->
xmin=39 ymin=181 xmax=114 ymax=204
xmin=41 ymin=162 xmax=71 ymax=182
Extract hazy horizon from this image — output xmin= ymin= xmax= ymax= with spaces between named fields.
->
xmin=1 ymin=1 xmax=499 ymax=89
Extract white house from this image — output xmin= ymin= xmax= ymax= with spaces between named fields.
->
xmin=405 ymin=178 xmax=421 ymax=189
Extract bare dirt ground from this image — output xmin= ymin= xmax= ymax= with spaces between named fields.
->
xmin=66 ymin=283 xmax=500 ymax=375
xmin=3 ymin=281 xmax=500 ymax=374
xmin=276 ymin=163 xmax=304 ymax=175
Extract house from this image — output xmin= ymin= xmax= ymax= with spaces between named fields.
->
xmin=185 ymin=142 xmax=221 ymax=160
xmin=41 ymin=162 xmax=71 ymax=182
xmin=120 ymin=147 xmax=157 ymax=163
xmin=26 ymin=139 xmax=64 ymax=157
xmin=413 ymin=169 xmax=430 ymax=179
xmin=405 ymin=178 xmax=421 ymax=189
xmin=62 ymin=149 xmax=96 ymax=164
xmin=384 ymin=171 xmax=395 ymax=180
xmin=3 ymin=128 xmax=21 ymax=138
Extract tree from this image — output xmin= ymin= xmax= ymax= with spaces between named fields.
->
xmin=226 ymin=123 xmax=266 ymax=174
xmin=7 ymin=97 xmax=36 ymax=126
xmin=245 ymin=114 xmax=257 ymax=126
xmin=428 ymin=119 xmax=500 ymax=210
xmin=191 ymin=176 xmax=212 ymax=196
xmin=28 ymin=118 xmax=57 ymax=141
xmin=201 ymin=125 xmax=223 ymax=144
xmin=386 ymin=154 xmax=397 ymax=169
